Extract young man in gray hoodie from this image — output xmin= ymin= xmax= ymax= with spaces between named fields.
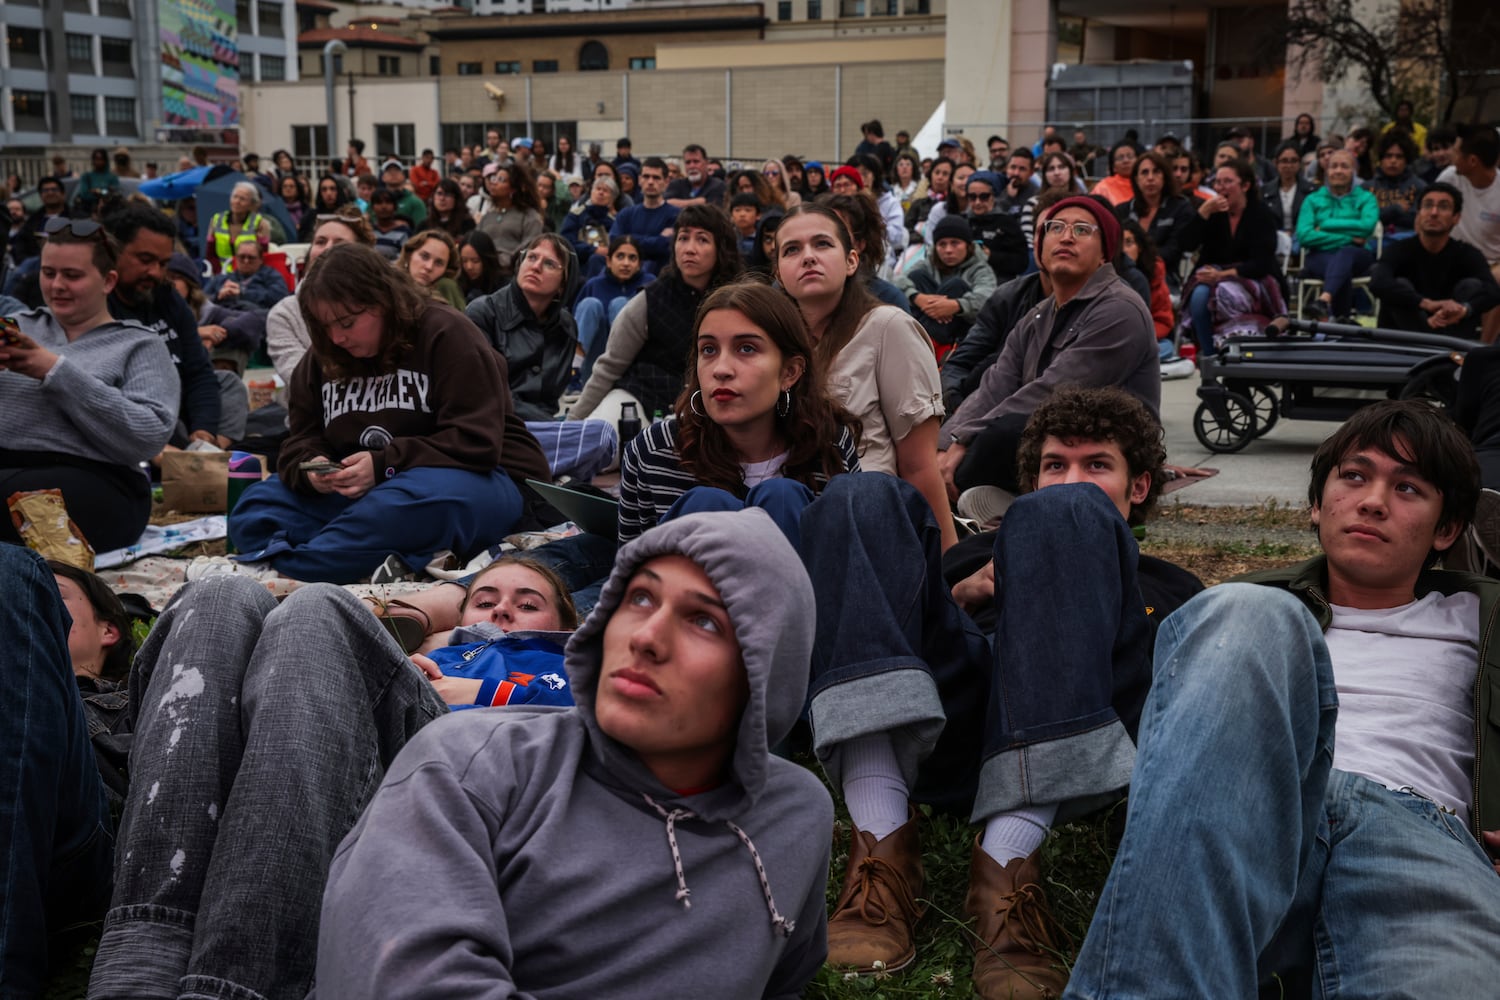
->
xmin=315 ymin=507 xmax=834 ymax=998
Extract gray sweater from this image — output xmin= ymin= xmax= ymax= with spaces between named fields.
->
xmin=939 ymin=263 xmax=1160 ymax=447
xmin=3 ymin=308 xmax=180 ymax=464
xmin=316 ymin=509 xmax=833 ymax=999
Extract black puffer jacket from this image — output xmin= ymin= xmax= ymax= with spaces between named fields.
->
xmin=466 ymin=282 xmax=579 ymax=422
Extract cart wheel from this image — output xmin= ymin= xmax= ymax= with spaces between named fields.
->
xmin=1193 ymin=390 xmax=1258 ymax=453
xmin=1399 ymin=365 xmax=1459 ymax=408
xmin=1248 ymin=384 xmax=1280 ymax=437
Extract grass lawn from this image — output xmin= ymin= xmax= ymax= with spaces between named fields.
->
xmin=45 ymin=501 xmax=1318 ymax=999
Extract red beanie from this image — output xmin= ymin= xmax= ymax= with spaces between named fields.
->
xmin=1039 ymin=195 xmax=1121 ymax=262
xmin=828 ymin=165 xmax=865 ymax=190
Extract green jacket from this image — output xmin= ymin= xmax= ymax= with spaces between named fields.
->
xmin=1238 ymin=556 xmax=1500 ymax=841
xmin=1296 ymin=185 xmax=1378 ymax=253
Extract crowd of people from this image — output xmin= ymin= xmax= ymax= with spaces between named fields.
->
xmin=4 ymin=111 xmax=1500 ymax=1000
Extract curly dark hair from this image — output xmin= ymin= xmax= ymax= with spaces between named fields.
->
xmin=1309 ymin=399 xmax=1479 ymax=567
xmin=673 ymin=280 xmax=860 ymax=495
xmin=1118 ymin=217 xmax=1160 ymax=286
xmin=661 ymin=203 xmax=743 ymax=290
xmin=1016 ymin=386 xmax=1166 ymax=525
xmin=298 ymin=242 xmax=430 ymax=380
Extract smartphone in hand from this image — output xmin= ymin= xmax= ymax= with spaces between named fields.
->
xmin=0 ymin=316 xmax=23 ymax=347
xmin=298 ymin=460 xmax=343 ymax=474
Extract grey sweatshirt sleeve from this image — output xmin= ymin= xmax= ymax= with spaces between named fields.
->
xmin=567 ymin=291 xmax=648 ymax=419
xmin=317 ymin=753 xmax=534 ymax=1000
xmin=266 ymin=296 xmax=310 ymax=385
xmin=41 ymin=337 xmax=180 ymax=463
xmin=940 ymin=318 xmax=1027 ymax=447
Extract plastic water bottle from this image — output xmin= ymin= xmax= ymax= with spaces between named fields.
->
xmin=617 ymin=403 xmax=642 ymax=463
xmin=225 ymin=451 xmax=262 ymax=553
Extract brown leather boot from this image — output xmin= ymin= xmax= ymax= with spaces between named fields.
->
xmin=825 ymin=811 xmax=926 ymax=973
xmin=965 ymin=838 xmax=1069 ymax=999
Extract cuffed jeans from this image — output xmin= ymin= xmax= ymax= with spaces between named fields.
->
xmin=228 ymin=466 xmax=523 ymax=583
xmin=88 ymin=576 xmax=446 ymax=1000
xmin=0 ymin=545 xmax=114 ymax=998
xmin=1065 ymin=584 xmax=1500 ymax=998
xmin=1303 ymin=246 xmax=1375 ymax=317
xmin=801 ymin=473 xmax=1151 ymax=817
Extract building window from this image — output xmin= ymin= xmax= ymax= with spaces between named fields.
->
xmin=579 ymin=40 xmax=608 ymax=72
xmin=778 ymin=1 xmax=792 ymax=19
xmin=292 ymin=124 xmax=331 ymax=164
xmin=494 ymin=60 xmax=521 ymax=74
xmin=7 ymin=26 xmax=45 ymax=70
xmin=66 ymin=32 xmax=94 ymax=71
xmin=533 ymin=59 xmax=559 ymax=73
xmin=903 ymin=0 xmax=930 ymax=12
xmin=11 ymin=90 xmax=49 ymax=130
xmin=236 ymin=0 xmax=252 ymax=29
xmin=260 ymin=54 xmax=286 ymax=81
xmin=872 ymin=0 xmax=898 ymax=14
xmin=457 ymin=61 xmax=482 ymax=75
xmin=378 ymin=55 xmax=401 ymax=76
xmin=807 ymin=0 xmax=823 ymax=19
xmin=257 ymin=2 xmax=284 ymax=38
xmin=628 ymin=57 xmax=655 ymax=70
xmin=320 ymin=52 xmax=344 ymax=75
xmin=98 ymin=0 xmax=132 ymax=16
xmin=104 ymin=95 xmax=136 ymax=136
xmin=101 ymin=37 xmax=133 ymax=77
xmin=375 ymin=123 xmax=416 ymax=161
xmin=841 ymin=0 xmax=866 ymax=16
xmin=430 ymin=55 xmax=441 ymax=75
xmin=70 ymin=94 xmax=98 ymax=131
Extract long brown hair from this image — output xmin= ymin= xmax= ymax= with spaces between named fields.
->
xmin=299 ymin=242 xmax=429 ymax=379
xmin=773 ymin=203 xmax=878 ymax=375
xmin=399 ymin=229 xmax=460 ymax=285
xmin=673 ymin=280 xmax=859 ymax=495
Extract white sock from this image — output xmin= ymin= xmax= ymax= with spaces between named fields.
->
xmin=979 ymin=803 xmax=1059 ymax=866
xmin=840 ymin=732 xmax=909 ymax=841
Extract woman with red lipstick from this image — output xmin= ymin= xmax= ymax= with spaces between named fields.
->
xmin=775 ymin=204 xmax=958 ymax=550
xmin=617 ymin=281 xmax=860 ymax=545
xmin=568 ymin=204 xmax=743 ymax=431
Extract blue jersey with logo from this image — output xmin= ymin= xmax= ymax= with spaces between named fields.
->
xmin=427 ymin=633 xmax=572 ymax=710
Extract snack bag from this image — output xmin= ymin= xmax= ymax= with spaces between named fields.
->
xmin=7 ymin=489 xmax=95 ymax=570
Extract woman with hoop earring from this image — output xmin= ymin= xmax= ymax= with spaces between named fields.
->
xmin=616 ymin=281 xmax=860 ymax=546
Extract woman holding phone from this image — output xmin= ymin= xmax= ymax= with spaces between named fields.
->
xmin=0 ymin=217 xmax=177 ymax=551
xmin=229 ymin=242 xmax=551 ymax=583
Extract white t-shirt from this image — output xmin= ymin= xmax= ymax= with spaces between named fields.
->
xmin=1324 ymin=591 xmax=1479 ymax=818
xmin=740 ymin=452 xmax=788 ymax=488
xmin=1437 ymin=166 xmax=1500 ymax=263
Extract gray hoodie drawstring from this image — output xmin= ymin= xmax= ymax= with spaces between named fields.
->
xmin=643 ymin=794 xmax=796 ymax=937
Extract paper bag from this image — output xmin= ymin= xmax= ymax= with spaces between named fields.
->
xmin=7 ymin=489 xmax=95 ymax=570
xmin=161 ymin=450 xmax=231 ymax=514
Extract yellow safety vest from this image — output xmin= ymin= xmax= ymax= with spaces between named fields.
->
xmin=209 ymin=211 xmax=264 ymax=271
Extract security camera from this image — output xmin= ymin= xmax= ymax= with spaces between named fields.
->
xmin=484 ymin=83 xmax=505 ymax=104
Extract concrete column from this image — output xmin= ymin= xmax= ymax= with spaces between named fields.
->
xmin=943 ymin=0 xmax=1012 ymax=131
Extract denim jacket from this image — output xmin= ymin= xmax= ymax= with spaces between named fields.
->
xmin=79 ymin=674 xmax=133 ymax=808
xmin=1239 ymin=556 xmax=1500 ymax=842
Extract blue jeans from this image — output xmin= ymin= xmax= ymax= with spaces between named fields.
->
xmin=800 ymin=474 xmax=1149 ymax=816
xmin=88 ymin=576 xmax=445 ymax=1000
xmin=905 ymin=269 xmax=973 ymax=346
xmin=666 ymin=480 xmax=815 ymax=548
xmin=228 ymin=466 xmax=524 ymax=583
xmin=1303 ymin=245 xmax=1375 ymax=316
xmin=573 ymin=296 xmax=630 ymax=383
xmin=1187 ymin=282 xmax=1216 ymax=356
xmin=0 ymin=545 xmax=114 ymax=997
xmin=1065 ymin=584 xmax=1500 ymax=998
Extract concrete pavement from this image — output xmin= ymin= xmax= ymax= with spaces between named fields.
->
xmin=1159 ymin=375 xmax=1337 ymax=507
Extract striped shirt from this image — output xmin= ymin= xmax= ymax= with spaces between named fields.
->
xmin=617 ymin=415 xmax=861 ymax=542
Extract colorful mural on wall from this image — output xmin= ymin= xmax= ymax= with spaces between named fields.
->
xmin=160 ymin=0 xmax=240 ymax=128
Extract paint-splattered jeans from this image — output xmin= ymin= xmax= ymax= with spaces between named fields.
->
xmin=88 ymin=576 xmax=446 ymax=1000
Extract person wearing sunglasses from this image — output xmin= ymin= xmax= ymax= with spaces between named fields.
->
xmin=961 ymin=170 xmax=1028 ymax=285
xmin=0 ymin=216 xmax=179 ymax=552
xmin=938 ymin=196 xmax=1159 ymax=504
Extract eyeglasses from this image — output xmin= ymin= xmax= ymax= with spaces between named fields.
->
xmin=968 ymin=191 xmax=995 ymax=202
xmin=763 ymin=168 xmax=781 ymax=177
xmin=521 ymin=252 xmax=563 ymax=272
xmin=43 ymin=216 xmax=104 ymax=239
xmin=1040 ymin=220 xmax=1100 ymax=239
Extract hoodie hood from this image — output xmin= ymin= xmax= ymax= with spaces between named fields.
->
xmin=565 ymin=507 xmax=815 ymax=820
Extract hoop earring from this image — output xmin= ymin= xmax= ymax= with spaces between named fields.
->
xmin=777 ymin=389 xmax=791 ymax=417
xmin=689 ymin=390 xmax=706 ymax=417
